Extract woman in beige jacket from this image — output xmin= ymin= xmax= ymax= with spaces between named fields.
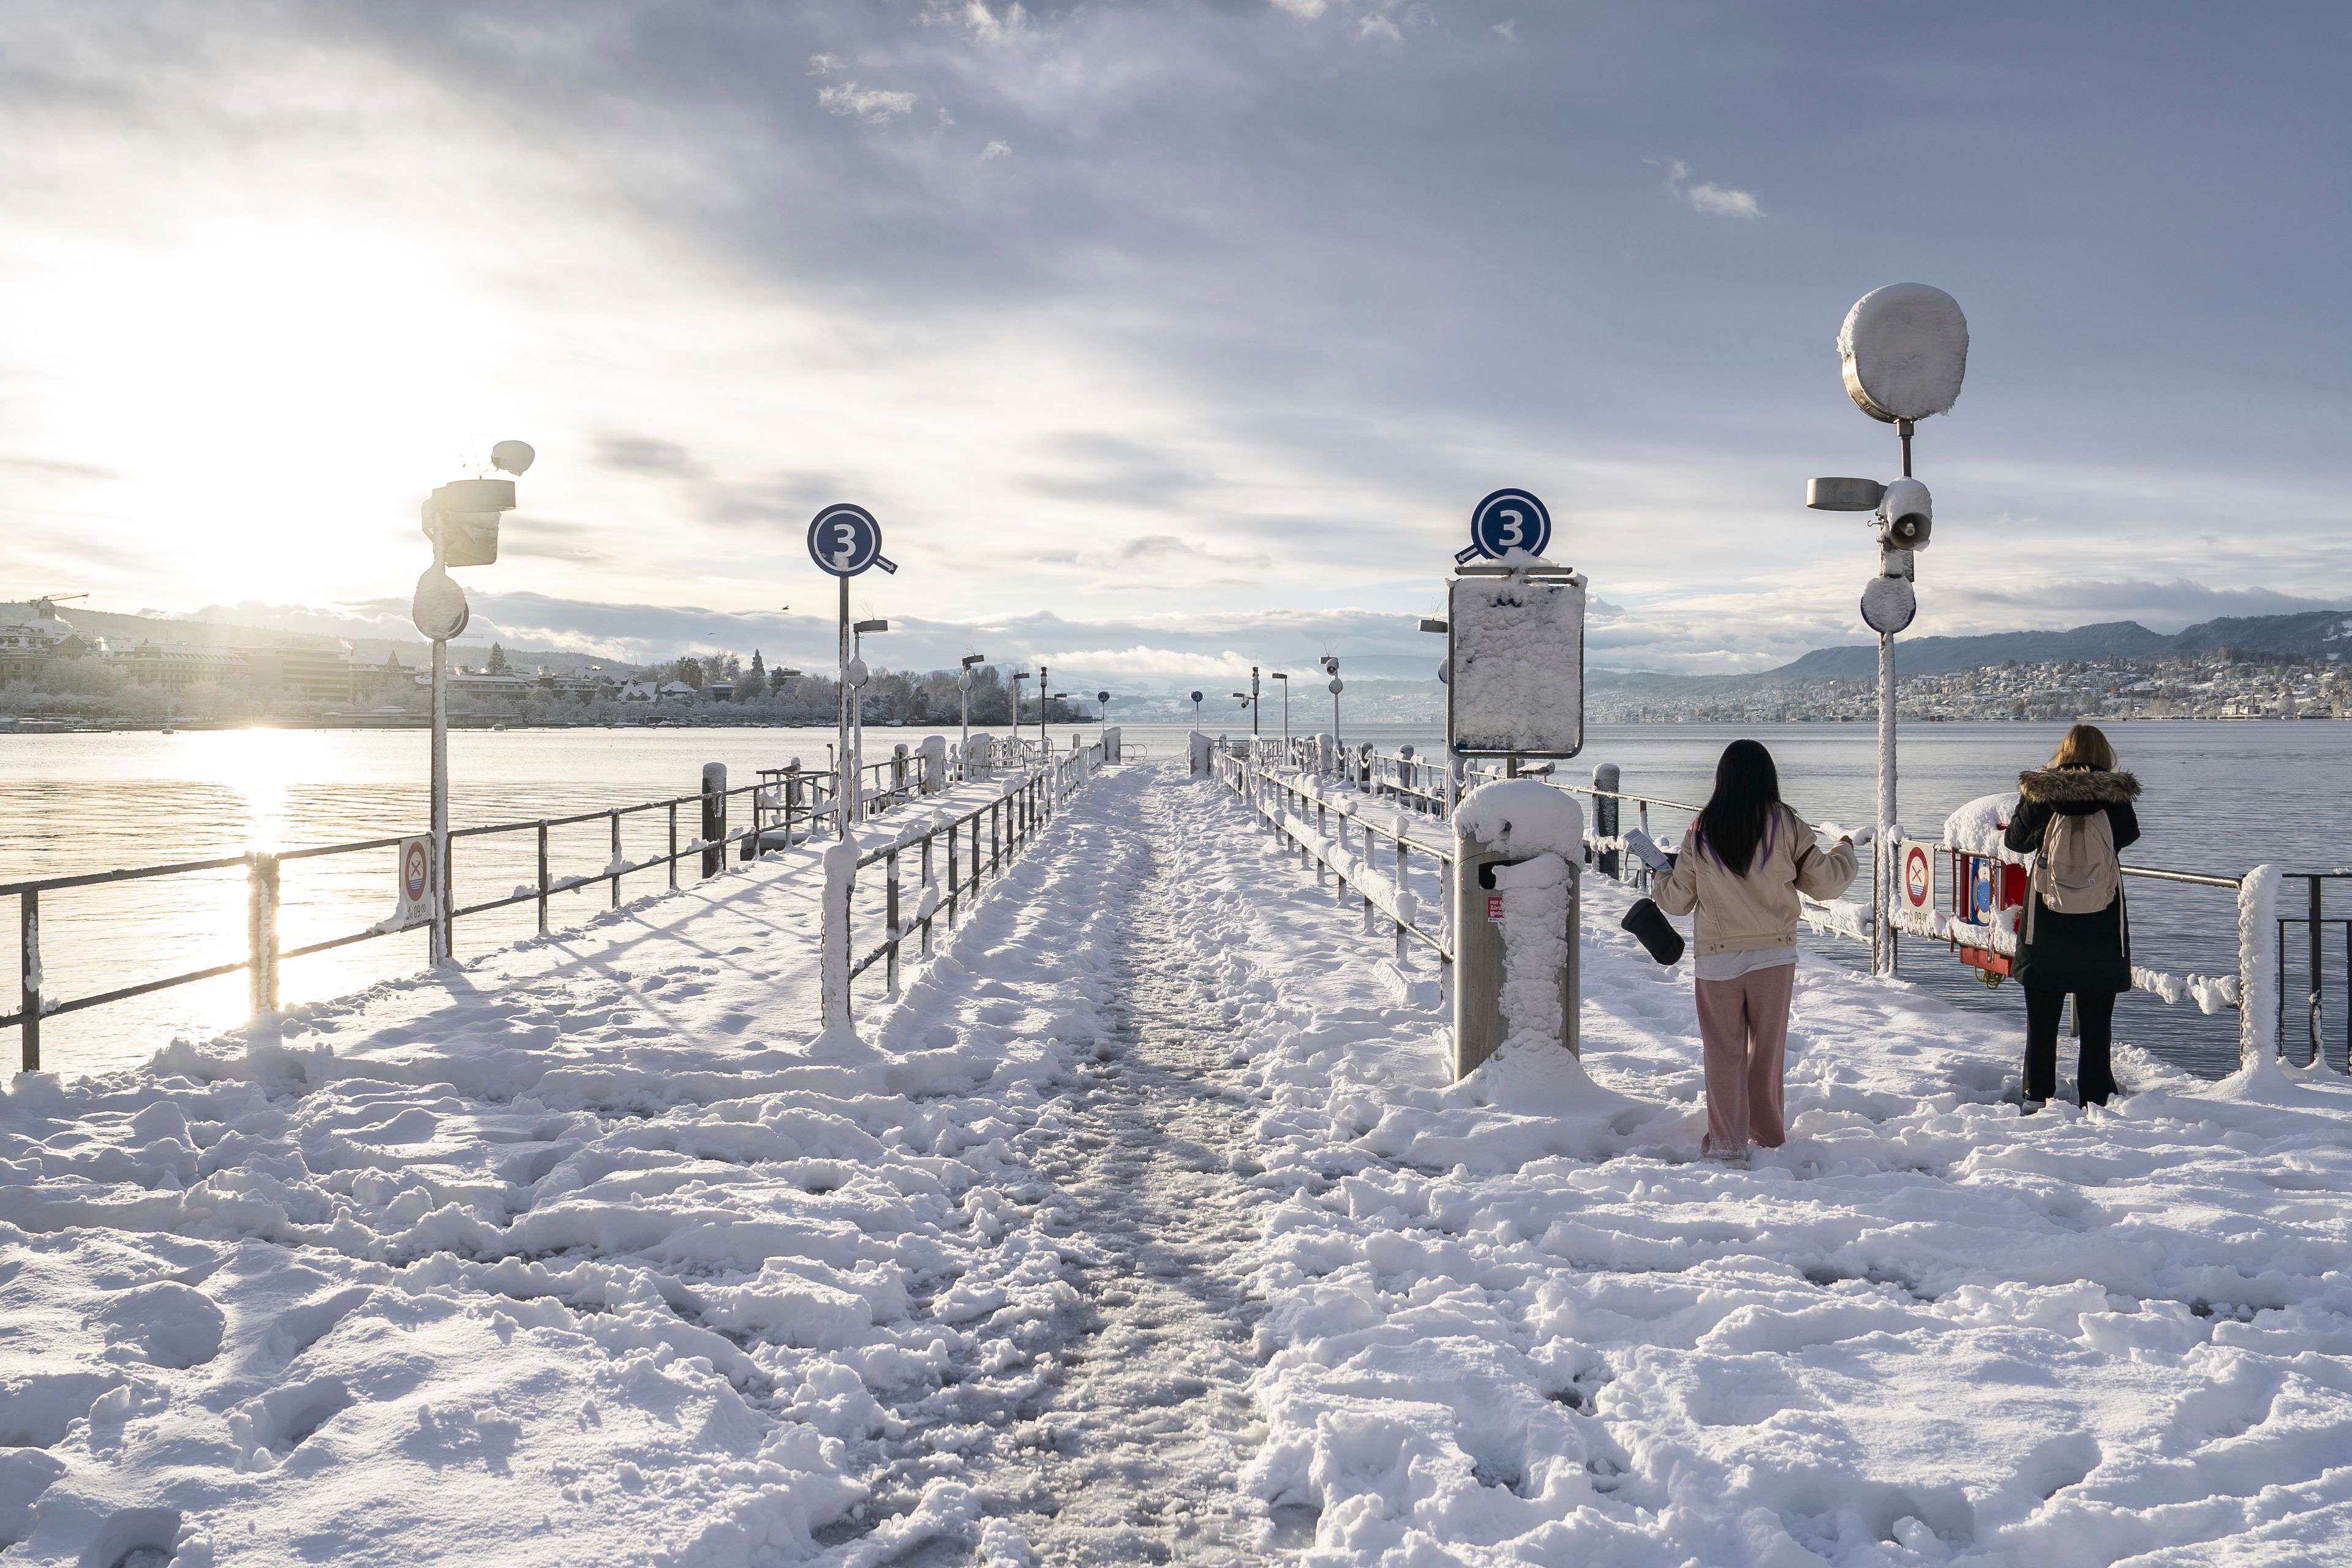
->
xmin=1654 ymin=740 xmax=1858 ymax=1153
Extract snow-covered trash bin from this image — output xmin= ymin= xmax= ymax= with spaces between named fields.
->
xmin=1452 ymin=779 xmax=1585 ymax=1080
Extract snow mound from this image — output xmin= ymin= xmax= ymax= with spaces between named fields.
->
xmin=1455 ymin=778 xmax=1585 ymax=859
xmin=1945 ymin=790 xmax=2028 ymax=863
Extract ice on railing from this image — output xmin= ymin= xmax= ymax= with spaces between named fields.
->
xmin=1946 ymin=904 xmax=2021 ymax=955
xmin=1800 ymin=897 xmax=1874 ymax=943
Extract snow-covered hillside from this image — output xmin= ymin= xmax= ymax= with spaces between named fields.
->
xmin=5 ymin=763 xmax=2351 ymax=1566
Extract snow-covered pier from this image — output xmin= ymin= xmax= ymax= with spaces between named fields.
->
xmin=7 ymin=761 xmax=2352 ymax=1566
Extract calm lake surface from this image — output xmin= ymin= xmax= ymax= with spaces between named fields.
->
xmin=5 ymin=720 xmax=2348 ymax=1080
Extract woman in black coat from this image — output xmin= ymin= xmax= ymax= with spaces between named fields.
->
xmin=2002 ymin=723 xmax=2141 ymax=1109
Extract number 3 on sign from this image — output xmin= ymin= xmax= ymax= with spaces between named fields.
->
xmin=807 ymin=503 xmax=889 ymax=578
xmin=1467 ymin=488 xmax=1552 ymax=562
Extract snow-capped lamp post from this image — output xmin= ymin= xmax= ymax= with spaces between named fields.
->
xmin=1321 ymin=656 xmax=1344 ymax=761
xmin=852 ymin=618 xmax=888 ymax=818
xmin=957 ymin=653 xmax=986 ymax=775
xmin=412 ymin=439 xmax=532 ymax=965
xmin=1806 ymin=283 xmax=1969 ymax=978
xmin=1037 ymin=662 xmax=1051 ymax=758
xmin=806 ymin=503 xmax=897 ymax=840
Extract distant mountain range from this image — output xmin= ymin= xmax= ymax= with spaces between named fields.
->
xmin=1596 ymin=609 xmax=2352 ymax=696
xmin=1760 ymin=611 xmax=2352 ymax=682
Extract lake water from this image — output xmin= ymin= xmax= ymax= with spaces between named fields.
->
xmin=5 ymin=720 xmax=2348 ymax=1080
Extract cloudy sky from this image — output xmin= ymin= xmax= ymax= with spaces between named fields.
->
xmin=2 ymin=1 xmax=2346 ymax=684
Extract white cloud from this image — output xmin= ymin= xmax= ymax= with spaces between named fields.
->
xmin=1360 ymin=15 xmax=1401 ymax=42
xmin=1662 ymin=157 xmax=1763 ymax=219
xmin=959 ymin=2 xmax=1030 ymax=45
xmin=1267 ymin=0 xmax=1329 ymax=16
xmin=807 ymin=53 xmax=844 ymax=75
xmin=818 ymin=82 xmax=918 ymax=121
xmin=1494 ymin=20 xmax=1517 ymax=42
xmin=981 ymin=140 xmax=1011 ymax=160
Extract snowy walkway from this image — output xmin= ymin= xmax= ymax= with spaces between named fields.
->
xmin=7 ymin=763 xmax=2352 ymax=1567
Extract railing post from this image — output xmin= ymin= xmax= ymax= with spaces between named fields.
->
xmin=885 ymin=848 xmax=901 ymax=998
xmin=537 ymin=821 xmax=550 ymax=934
xmin=609 ymin=809 xmax=622 ymax=907
xmin=247 ymin=851 xmax=281 ymax=1017
xmin=2310 ymin=874 xmax=2326 ymax=1066
xmin=701 ymin=763 xmax=726 ymax=878
xmin=20 ymin=889 xmax=40 ymax=1072
xmin=668 ymin=802 xmax=679 ymax=889
xmin=434 ymin=828 xmax=454 ymax=966
xmin=921 ymin=834 xmax=936 ymax=956
xmin=2242 ymin=865 xmax=2282 ymax=1076
xmin=1592 ymin=763 xmax=1621 ymax=880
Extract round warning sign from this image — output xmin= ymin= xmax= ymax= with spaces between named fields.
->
xmin=1902 ymin=842 xmax=1932 ymax=911
xmin=404 ymin=839 xmax=431 ymax=902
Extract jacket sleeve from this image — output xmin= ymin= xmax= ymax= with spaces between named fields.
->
xmin=1794 ymin=832 xmax=1860 ymax=900
xmin=2108 ymin=800 xmax=2141 ymax=854
xmin=2003 ymin=798 xmax=2049 ymax=856
xmin=1653 ymin=839 xmax=1699 ymax=916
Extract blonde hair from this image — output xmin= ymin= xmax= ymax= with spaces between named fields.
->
xmin=2051 ymin=723 xmax=2116 ymax=771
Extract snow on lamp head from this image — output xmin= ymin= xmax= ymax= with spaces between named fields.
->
xmin=1838 ymin=284 xmax=1969 ymax=424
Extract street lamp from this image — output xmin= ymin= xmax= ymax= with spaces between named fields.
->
xmin=848 ymin=617 xmax=888 ymax=823
xmin=1321 ymin=655 xmax=1344 ymax=755
xmin=1806 ymin=282 xmax=1968 ymax=977
xmin=1037 ymin=662 xmax=1050 ymax=758
xmin=957 ymin=653 xmax=986 ymax=771
xmin=412 ymin=438 xmax=532 ymax=965
xmin=1270 ymin=672 xmax=1289 ymax=748
xmin=1012 ymin=670 xmax=1031 ymax=755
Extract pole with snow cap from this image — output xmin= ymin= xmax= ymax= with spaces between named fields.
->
xmin=1806 ymin=283 xmax=1967 ymax=977
xmin=413 ymin=438 xmax=533 ymax=964
xmin=807 ymin=502 xmax=896 ymax=840
xmin=957 ymin=654 xmax=985 ymax=777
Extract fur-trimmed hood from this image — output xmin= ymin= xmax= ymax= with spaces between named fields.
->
xmin=2018 ymin=766 xmax=2141 ymax=806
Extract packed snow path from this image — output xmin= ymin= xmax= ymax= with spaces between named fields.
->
xmin=7 ymin=761 xmax=2352 ymax=1567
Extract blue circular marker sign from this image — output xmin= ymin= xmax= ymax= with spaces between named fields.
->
xmin=808 ymin=503 xmax=888 ymax=577
xmin=1465 ymin=488 xmax=1551 ymax=562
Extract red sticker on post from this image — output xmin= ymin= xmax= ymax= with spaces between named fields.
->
xmin=1487 ymin=894 xmax=1505 ymax=922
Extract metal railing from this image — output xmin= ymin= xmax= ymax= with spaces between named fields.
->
xmin=1212 ymin=750 xmax=1455 ymax=980
xmin=842 ymin=741 xmax=1107 ymax=1012
xmin=1227 ymin=741 xmax=2337 ymax=1069
xmin=2 ymin=735 xmax=1049 ymax=1071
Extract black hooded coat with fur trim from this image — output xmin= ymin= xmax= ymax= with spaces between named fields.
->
xmin=2002 ymin=765 xmax=2143 ymax=994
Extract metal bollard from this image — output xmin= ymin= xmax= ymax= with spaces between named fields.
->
xmin=702 ymin=763 xmax=726 ymax=877
xmin=1592 ymin=763 xmax=1621 ymax=880
xmin=1452 ymin=810 xmax=1581 ymax=1079
xmin=247 ymin=851 xmax=281 ymax=1016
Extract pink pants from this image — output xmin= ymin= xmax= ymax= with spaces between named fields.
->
xmin=1694 ymin=964 xmax=1795 ymax=1152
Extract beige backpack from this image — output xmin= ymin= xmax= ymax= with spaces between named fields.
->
xmin=2031 ymin=810 xmax=2120 ymax=917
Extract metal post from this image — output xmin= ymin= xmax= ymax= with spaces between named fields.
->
xmin=537 ymin=821 xmax=549 ymax=933
xmin=2310 ymin=875 xmax=2325 ymax=1065
xmin=430 ymin=636 xmax=451 ymax=965
xmin=1877 ymin=630 xmax=1897 ymax=976
xmin=248 ymin=851 xmax=280 ymax=1016
xmin=668 ymin=802 xmax=679 ymax=888
xmin=921 ymin=835 xmax=935 ymax=957
xmin=701 ymin=763 xmax=726 ymax=877
xmin=609 ymin=810 xmax=622 ymax=905
xmin=1038 ymin=663 xmax=1050 ymax=758
xmin=1592 ymin=763 xmax=1621 ymax=879
xmin=885 ymin=848 xmax=900 ymax=997
xmin=837 ymin=575 xmax=854 ymax=837
xmin=17 ymin=890 xmax=38 ymax=1072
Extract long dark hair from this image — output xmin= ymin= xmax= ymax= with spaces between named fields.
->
xmin=1691 ymin=739 xmax=1782 ymax=876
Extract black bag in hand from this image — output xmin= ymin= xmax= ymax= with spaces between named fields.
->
xmin=1621 ymin=898 xmax=1684 ymax=966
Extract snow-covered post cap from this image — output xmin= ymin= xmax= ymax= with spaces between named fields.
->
xmin=1839 ymin=284 xmax=1969 ymax=424
xmin=1454 ymin=778 xmax=1585 ymax=862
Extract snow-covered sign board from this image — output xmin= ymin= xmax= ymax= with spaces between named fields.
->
xmin=1447 ymin=567 xmax=1585 ymax=758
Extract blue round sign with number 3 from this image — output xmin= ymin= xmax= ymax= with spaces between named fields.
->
xmin=807 ymin=503 xmax=884 ymax=577
xmin=1468 ymin=488 xmax=1551 ymax=561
